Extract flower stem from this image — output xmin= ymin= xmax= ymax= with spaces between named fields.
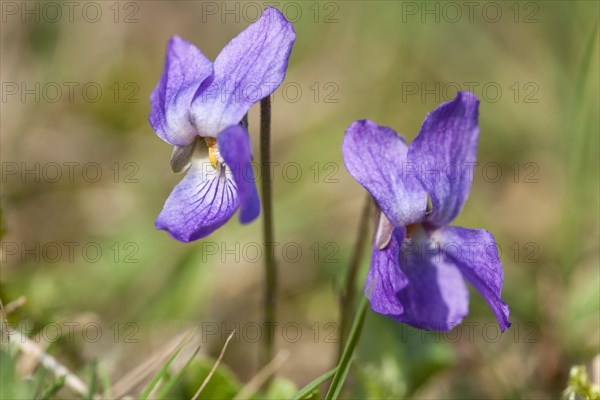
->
xmin=326 ymin=296 xmax=369 ymax=400
xmin=337 ymin=194 xmax=371 ymax=361
xmin=259 ymin=97 xmax=276 ymax=383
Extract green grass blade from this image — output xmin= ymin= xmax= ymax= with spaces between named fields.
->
xmin=325 ymin=296 xmax=368 ymax=400
xmin=138 ymin=329 xmax=197 ymax=399
xmin=155 ymin=346 xmax=200 ymax=399
xmin=30 ymin=365 xmax=49 ymax=399
xmin=574 ymin=20 xmax=598 ymax=101
xmin=292 ymin=367 xmax=337 ymax=400
xmin=100 ymin=363 xmax=112 ymax=399
xmin=86 ymin=359 xmax=98 ymax=400
xmin=561 ymin=20 xmax=600 ymax=275
xmin=38 ymin=375 xmax=66 ymax=400
xmin=139 ymin=347 xmax=183 ymax=400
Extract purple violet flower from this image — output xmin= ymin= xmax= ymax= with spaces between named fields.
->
xmin=342 ymin=92 xmax=510 ymax=332
xmin=148 ymin=7 xmax=295 ymax=242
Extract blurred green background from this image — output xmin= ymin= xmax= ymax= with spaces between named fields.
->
xmin=1 ymin=1 xmax=598 ymax=398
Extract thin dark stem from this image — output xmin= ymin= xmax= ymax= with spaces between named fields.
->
xmin=337 ymin=194 xmax=372 ymax=361
xmin=0 ymin=296 xmax=8 ymax=344
xmin=259 ymin=97 xmax=276 ymax=383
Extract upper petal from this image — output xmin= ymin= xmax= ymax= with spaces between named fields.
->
xmin=433 ymin=226 xmax=511 ymax=331
xmin=393 ymin=228 xmax=470 ymax=331
xmin=191 ymin=7 xmax=295 ymax=137
xmin=218 ymin=125 xmax=260 ymax=224
xmin=156 ymin=158 xmax=239 ymax=242
xmin=365 ymin=227 xmax=408 ymax=317
xmin=342 ymin=120 xmax=428 ymax=227
xmin=149 ymin=36 xmax=214 ymax=146
xmin=408 ymin=92 xmax=480 ymax=226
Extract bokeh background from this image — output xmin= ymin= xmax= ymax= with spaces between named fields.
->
xmin=1 ymin=1 xmax=598 ymax=399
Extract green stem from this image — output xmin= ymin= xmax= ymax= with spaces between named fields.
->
xmin=259 ymin=97 xmax=277 ymax=383
xmin=326 ymin=296 xmax=369 ymax=400
xmin=337 ymin=195 xmax=371 ymax=360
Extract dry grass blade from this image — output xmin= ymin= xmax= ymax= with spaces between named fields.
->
xmin=154 ymin=345 xmax=201 ymax=399
xmin=0 ymin=296 xmax=27 ymax=344
xmin=233 ymin=349 xmax=289 ymax=400
xmin=5 ymin=296 xmax=27 ymax=314
xmin=6 ymin=329 xmax=89 ymax=396
xmin=109 ymin=329 xmax=197 ymax=399
xmin=191 ymin=330 xmax=236 ymax=400
xmin=0 ymin=296 xmax=8 ymax=344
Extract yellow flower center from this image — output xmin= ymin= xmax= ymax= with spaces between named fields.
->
xmin=405 ymin=223 xmax=418 ymax=239
xmin=204 ymin=137 xmax=221 ymax=170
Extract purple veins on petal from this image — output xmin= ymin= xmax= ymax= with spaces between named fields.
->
xmin=155 ymin=159 xmax=239 ymax=242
